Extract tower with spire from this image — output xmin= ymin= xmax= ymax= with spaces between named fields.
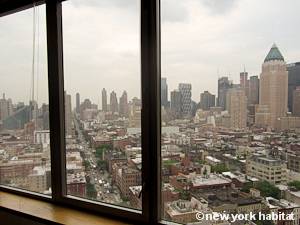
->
xmin=255 ymin=44 xmax=288 ymax=128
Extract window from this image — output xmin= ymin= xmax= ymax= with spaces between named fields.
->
xmin=62 ymin=0 xmax=142 ymax=210
xmin=161 ymin=0 xmax=300 ymax=224
xmin=0 ymin=5 xmax=51 ymax=195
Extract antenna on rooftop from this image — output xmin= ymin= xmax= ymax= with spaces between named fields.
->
xmin=31 ymin=3 xmax=36 ymax=104
xmin=29 ymin=3 xmax=41 ymax=125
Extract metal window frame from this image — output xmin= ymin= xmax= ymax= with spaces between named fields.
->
xmin=0 ymin=0 xmax=162 ymax=224
xmin=0 ymin=0 xmax=54 ymax=204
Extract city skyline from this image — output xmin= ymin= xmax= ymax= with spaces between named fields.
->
xmin=1 ymin=0 xmax=300 ymax=105
xmin=0 ymin=52 xmax=298 ymax=110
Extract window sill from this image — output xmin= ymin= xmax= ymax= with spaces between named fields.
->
xmin=0 ymin=191 xmax=132 ymax=225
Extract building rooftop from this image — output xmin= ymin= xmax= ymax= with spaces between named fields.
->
xmin=205 ymin=156 xmax=221 ymax=163
xmin=30 ymin=166 xmax=47 ymax=176
xmin=129 ymin=185 xmax=142 ymax=196
xmin=193 ymin=187 xmax=262 ymax=209
xmin=266 ymin=197 xmax=299 ymax=209
xmin=131 ymin=157 xmax=141 ymax=165
xmin=191 ymin=174 xmax=231 ymax=188
xmin=264 ymin=43 xmax=285 ymax=62
xmin=0 ymin=159 xmax=34 ymax=166
xmin=67 ymin=172 xmax=86 ymax=184
xmin=166 ymin=197 xmax=207 ymax=216
xmin=249 ymin=154 xmax=284 ymax=166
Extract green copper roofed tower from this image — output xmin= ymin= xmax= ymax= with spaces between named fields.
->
xmin=256 ymin=43 xmax=288 ymax=129
xmin=264 ymin=43 xmax=285 ymax=62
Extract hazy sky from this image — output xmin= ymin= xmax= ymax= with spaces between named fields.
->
xmin=0 ymin=0 xmax=300 ymax=107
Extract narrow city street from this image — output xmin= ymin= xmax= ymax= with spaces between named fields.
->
xmin=73 ymin=115 xmax=122 ymax=205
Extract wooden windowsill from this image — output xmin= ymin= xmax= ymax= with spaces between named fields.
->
xmin=0 ymin=191 xmax=132 ymax=225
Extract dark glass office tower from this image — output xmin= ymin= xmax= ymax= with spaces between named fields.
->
xmin=287 ymin=62 xmax=300 ymax=113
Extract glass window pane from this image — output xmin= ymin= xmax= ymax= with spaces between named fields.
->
xmin=63 ymin=0 xmax=141 ymax=210
xmin=0 ymin=6 xmax=51 ymax=195
xmin=161 ymin=0 xmax=300 ymax=224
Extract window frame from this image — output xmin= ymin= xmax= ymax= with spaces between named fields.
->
xmin=0 ymin=0 xmax=162 ymax=224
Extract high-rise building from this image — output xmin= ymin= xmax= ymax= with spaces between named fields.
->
xmin=293 ymin=86 xmax=300 ymax=116
xmin=76 ymin=93 xmax=80 ymax=113
xmin=249 ymin=75 xmax=259 ymax=105
xmin=64 ymin=92 xmax=72 ymax=136
xmin=170 ymin=90 xmax=181 ymax=118
xmin=256 ymin=44 xmax=288 ymax=128
xmin=161 ymin=77 xmax=168 ymax=108
xmin=246 ymin=155 xmax=287 ymax=185
xmin=41 ymin=104 xmax=49 ymax=130
xmin=240 ymin=71 xmax=248 ymax=86
xmin=7 ymin=98 xmax=13 ymax=117
xmin=287 ymin=62 xmax=300 ymax=113
xmin=102 ymin=88 xmax=108 ymax=112
xmin=119 ymin=91 xmax=129 ymax=117
xmin=287 ymin=149 xmax=300 ymax=173
xmin=0 ymin=93 xmax=9 ymax=120
xmin=226 ymin=88 xmax=247 ymax=129
xmin=80 ymin=98 xmax=92 ymax=115
xmin=2 ymin=105 xmax=31 ymax=129
xmin=255 ymin=105 xmax=271 ymax=127
xmin=200 ymin=91 xmax=215 ymax=110
xmin=218 ymin=77 xmax=232 ymax=110
xmin=178 ymin=83 xmax=192 ymax=117
xmin=29 ymin=100 xmax=38 ymax=122
xmin=131 ymin=97 xmax=141 ymax=107
xmin=129 ymin=97 xmax=141 ymax=127
xmin=110 ymin=91 xmax=118 ymax=113
xmin=240 ymin=71 xmax=250 ymax=102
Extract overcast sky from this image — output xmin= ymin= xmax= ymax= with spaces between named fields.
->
xmin=0 ymin=0 xmax=300 ymax=107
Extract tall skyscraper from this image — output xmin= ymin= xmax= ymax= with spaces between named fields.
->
xmin=102 ymin=88 xmax=107 ymax=112
xmin=79 ymin=99 xmax=92 ymax=120
xmin=293 ymin=87 xmax=300 ymax=116
xmin=29 ymin=100 xmax=38 ymax=122
xmin=110 ymin=91 xmax=118 ymax=113
xmin=41 ymin=104 xmax=49 ymax=130
xmin=226 ymin=88 xmax=247 ymax=129
xmin=161 ymin=77 xmax=168 ymax=108
xmin=200 ymin=91 xmax=215 ymax=110
xmin=248 ymin=76 xmax=260 ymax=126
xmin=240 ymin=71 xmax=248 ymax=87
xmin=7 ymin=98 xmax=13 ymax=117
xmin=76 ymin=93 xmax=80 ymax=113
xmin=64 ymin=92 xmax=72 ymax=136
xmin=170 ymin=90 xmax=181 ymax=118
xmin=178 ymin=83 xmax=192 ymax=117
xmin=249 ymin=76 xmax=259 ymax=105
xmin=81 ymin=99 xmax=92 ymax=111
xmin=240 ymin=71 xmax=249 ymax=102
xmin=119 ymin=91 xmax=129 ymax=117
xmin=287 ymin=62 xmax=300 ymax=113
xmin=2 ymin=105 xmax=31 ymax=129
xmin=129 ymin=98 xmax=141 ymax=128
xmin=256 ymin=44 xmax=288 ymax=128
xmin=0 ymin=93 xmax=9 ymax=120
xmin=218 ymin=77 xmax=232 ymax=110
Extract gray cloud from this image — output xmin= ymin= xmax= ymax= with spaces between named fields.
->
xmin=70 ymin=0 xmax=189 ymax=23
xmin=162 ymin=0 xmax=188 ymax=23
xmin=69 ymin=0 xmax=137 ymax=9
xmin=201 ymin=0 xmax=239 ymax=14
